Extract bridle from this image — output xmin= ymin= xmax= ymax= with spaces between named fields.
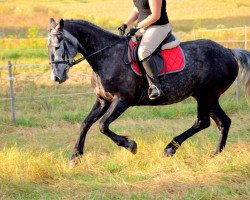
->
xmin=49 ymin=31 xmax=81 ymax=67
xmin=49 ymin=30 xmax=129 ymax=68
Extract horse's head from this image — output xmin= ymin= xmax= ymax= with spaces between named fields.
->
xmin=48 ymin=18 xmax=79 ymax=83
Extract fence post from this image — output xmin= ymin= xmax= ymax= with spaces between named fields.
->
xmin=8 ymin=60 xmax=16 ymax=123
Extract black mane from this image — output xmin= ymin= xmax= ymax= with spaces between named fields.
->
xmin=64 ymin=19 xmax=120 ymax=40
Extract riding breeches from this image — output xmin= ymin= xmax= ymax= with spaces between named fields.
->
xmin=137 ymin=23 xmax=171 ymax=61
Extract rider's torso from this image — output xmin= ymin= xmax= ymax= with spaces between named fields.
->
xmin=133 ymin=0 xmax=169 ymax=25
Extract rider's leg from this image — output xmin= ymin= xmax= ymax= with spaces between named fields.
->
xmin=138 ymin=24 xmax=171 ymax=99
xmin=142 ymin=56 xmax=163 ymax=99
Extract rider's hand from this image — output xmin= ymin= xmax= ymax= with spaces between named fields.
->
xmin=118 ymin=24 xmax=127 ymax=35
xmin=129 ymin=26 xmax=139 ymax=36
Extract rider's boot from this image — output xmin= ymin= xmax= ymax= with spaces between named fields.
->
xmin=142 ymin=56 xmax=163 ymax=100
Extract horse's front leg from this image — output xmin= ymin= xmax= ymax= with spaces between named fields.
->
xmin=70 ymin=99 xmax=110 ymax=167
xmin=99 ymin=97 xmax=137 ymax=154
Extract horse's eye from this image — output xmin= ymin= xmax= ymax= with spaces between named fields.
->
xmin=54 ymin=43 xmax=60 ymax=49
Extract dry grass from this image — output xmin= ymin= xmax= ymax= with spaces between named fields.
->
xmin=0 ymin=111 xmax=249 ymax=199
xmin=0 ymin=141 xmax=249 ymax=199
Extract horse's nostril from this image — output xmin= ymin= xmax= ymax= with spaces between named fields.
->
xmin=55 ymin=76 xmax=60 ymax=81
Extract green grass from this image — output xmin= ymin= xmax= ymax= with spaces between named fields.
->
xmin=0 ymin=119 xmax=249 ymax=199
xmin=0 ymin=49 xmax=47 ymax=60
xmin=0 ymin=83 xmax=248 ymax=125
xmin=0 ymin=79 xmax=248 ymax=124
xmin=0 ymin=79 xmax=249 ymax=199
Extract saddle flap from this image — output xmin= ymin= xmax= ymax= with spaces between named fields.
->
xmin=130 ymin=40 xmax=144 ymax=70
xmin=152 ymin=55 xmax=164 ymax=74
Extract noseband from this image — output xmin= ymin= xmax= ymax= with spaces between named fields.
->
xmin=49 ymin=30 xmax=129 ymax=68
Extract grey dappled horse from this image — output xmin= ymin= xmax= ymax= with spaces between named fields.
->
xmin=47 ymin=18 xmax=250 ymax=166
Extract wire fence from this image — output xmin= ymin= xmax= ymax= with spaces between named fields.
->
xmin=0 ymin=26 xmax=249 ymax=123
xmin=0 ymin=61 xmax=94 ymax=123
xmin=176 ymin=26 xmax=250 ymax=49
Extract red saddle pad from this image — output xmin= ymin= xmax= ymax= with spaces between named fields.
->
xmin=129 ymin=41 xmax=185 ymax=76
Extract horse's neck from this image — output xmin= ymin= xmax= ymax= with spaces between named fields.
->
xmin=68 ymin=23 xmax=114 ymax=54
xmin=67 ymin=22 xmax=118 ymax=72
xmin=78 ymin=28 xmax=104 ymax=54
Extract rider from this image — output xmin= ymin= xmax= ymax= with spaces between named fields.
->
xmin=118 ymin=0 xmax=171 ymax=100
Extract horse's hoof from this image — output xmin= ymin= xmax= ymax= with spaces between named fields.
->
xmin=163 ymin=147 xmax=176 ymax=157
xmin=211 ymin=150 xmax=221 ymax=158
xmin=69 ymin=157 xmax=80 ymax=168
xmin=126 ymin=140 xmax=137 ymax=154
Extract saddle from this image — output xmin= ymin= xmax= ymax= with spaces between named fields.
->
xmin=129 ymin=32 xmax=185 ymax=76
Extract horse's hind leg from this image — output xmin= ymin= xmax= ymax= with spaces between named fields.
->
xmin=164 ymin=95 xmax=211 ymax=156
xmin=99 ymin=97 xmax=137 ymax=154
xmin=210 ymin=100 xmax=231 ymax=155
xmin=70 ymin=99 xmax=110 ymax=166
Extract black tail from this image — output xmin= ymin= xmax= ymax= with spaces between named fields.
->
xmin=230 ymin=48 xmax=250 ymax=100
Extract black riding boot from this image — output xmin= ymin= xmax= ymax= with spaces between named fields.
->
xmin=142 ymin=57 xmax=163 ymax=100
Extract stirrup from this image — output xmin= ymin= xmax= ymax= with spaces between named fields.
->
xmin=148 ymin=85 xmax=162 ymax=100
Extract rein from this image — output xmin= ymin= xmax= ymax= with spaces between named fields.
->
xmin=71 ymin=36 xmax=128 ymax=66
xmin=50 ymin=31 xmax=129 ymax=67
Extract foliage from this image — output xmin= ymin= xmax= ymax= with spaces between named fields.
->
xmin=27 ymin=26 xmax=40 ymax=39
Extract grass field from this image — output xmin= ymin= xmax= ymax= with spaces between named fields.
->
xmin=0 ymin=81 xmax=249 ymax=199
xmin=1 ymin=0 xmax=250 ymax=32
xmin=0 ymin=114 xmax=249 ymax=199
xmin=1 ymin=0 xmax=250 ymax=63
xmin=0 ymin=0 xmax=250 ymax=199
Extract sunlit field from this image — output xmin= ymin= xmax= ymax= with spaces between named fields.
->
xmin=0 ymin=0 xmax=250 ymax=30
xmin=0 ymin=0 xmax=250 ymax=64
xmin=0 ymin=0 xmax=250 ymax=199
xmin=0 ymin=82 xmax=249 ymax=199
xmin=0 ymin=66 xmax=249 ymax=199
xmin=0 ymin=90 xmax=249 ymax=199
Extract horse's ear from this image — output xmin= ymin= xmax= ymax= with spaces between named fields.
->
xmin=58 ymin=18 xmax=64 ymax=30
xmin=50 ymin=18 xmax=57 ymax=29
xmin=54 ymin=18 xmax=64 ymax=32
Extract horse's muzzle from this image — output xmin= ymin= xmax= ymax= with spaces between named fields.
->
xmin=51 ymin=65 xmax=69 ymax=84
xmin=54 ymin=75 xmax=68 ymax=84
